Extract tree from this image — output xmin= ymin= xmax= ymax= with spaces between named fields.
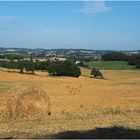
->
xmin=17 ymin=60 xmax=24 ymax=73
xmin=24 ymin=60 xmax=35 ymax=74
xmin=90 ymin=68 xmax=103 ymax=79
xmin=47 ymin=60 xmax=81 ymax=77
xmin=0 ymin=54 xmax=27 ymax=60
xmin=128 ymin=54 xmax=140 ymax=66
xmin=136 ymin=61 xmax=140 ymax=68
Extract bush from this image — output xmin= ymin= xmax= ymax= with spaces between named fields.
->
xmin=105 ymin=107 xmax=121 ymax=116
xmin=47 ymin=60 xmax=81 ymax=77
xmin=90 ymin=68 xmax=103 ymax=78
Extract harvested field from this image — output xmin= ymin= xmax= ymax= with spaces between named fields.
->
xmin=0 ymin=70 xmax=140 ymax=138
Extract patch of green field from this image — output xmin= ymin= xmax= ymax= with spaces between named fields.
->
xmin=0 ymin=85 xmax=9 ymax=93
xmin=85 ymin=61 xmax=135 ymax=70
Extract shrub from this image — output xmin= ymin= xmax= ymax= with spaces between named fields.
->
xmin=105 ymin=107 xmax=121 ymax=116
xmin=90 ymin=68 xmax=103 ymax=78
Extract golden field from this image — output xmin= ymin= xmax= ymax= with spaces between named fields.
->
xmin=0 ymin=69 xmax=140 ymax=138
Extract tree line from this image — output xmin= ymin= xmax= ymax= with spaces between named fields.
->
xmin=0 ymin=59 xmax=35 ymax=74
xmin=0 ymin=59 xmax=81 ymax=77
xmin=102 ymin=52 xmax=140 ymax=68
xmin=0 ymin=54 xmax=28 ymax=60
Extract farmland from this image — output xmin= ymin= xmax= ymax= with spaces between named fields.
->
xmin=1 ymin=0 xmax=140 ymax=138
xmin=0 ymin=69 xmax=140 ymax=138
xmin=85 ymin=60 xmax=135 ymax=70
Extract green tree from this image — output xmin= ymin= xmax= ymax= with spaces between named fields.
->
xmin=47 ymin=60 xmax=81 ymax=77
xmin=17 ymin=60 xmax=24 ymax=73
xmin=90 ymin=68 xmax=103 ymax=79
xmin=102 ymin=52 xmax=129 ymax=61
xmin=128 ymin=54 xmax=140 ymax=66
xmin=136 ymin=61 xmax=140 ymax=68
xmin=24 ymin=60 xmax=35 ymax=74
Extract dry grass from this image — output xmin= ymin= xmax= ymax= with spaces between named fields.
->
xmin=0 ymin=70 xmax=140 ymax=138
xmin=80 ymin=67 xmax=91 ymax=77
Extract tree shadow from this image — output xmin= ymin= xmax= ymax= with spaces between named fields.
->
xmin=35 ymin=126 xmax=140 ymax=139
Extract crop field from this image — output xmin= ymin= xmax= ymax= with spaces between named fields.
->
xmin=0 ymin=69 xmax=140 ymax=138
xmin=85 ymin=60 xmax=135 ymax=70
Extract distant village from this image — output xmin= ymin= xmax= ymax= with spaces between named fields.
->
xmin=0 ymin=47 xmax=140 ymax=62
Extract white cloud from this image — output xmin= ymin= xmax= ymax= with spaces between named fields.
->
xmin=0 ymin=16 xmax=15 ymax=23
xmin=79 ymin=1 xmax=111 ymax=14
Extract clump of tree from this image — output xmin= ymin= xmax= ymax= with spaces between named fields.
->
xmin=24 ymin=60 xmax=35 ymax=74
xmin=128 ymin=54 xmax=140 ymax=66
xmin=136 ymin=62 xmax=140 ymax=68
xmin=102 ymin=52 xmax=129 ymax=61
xmin=90 ymin=68 xmax=103 ymax=79
xmin=0 ymin=54 xmax=28 ymax=60
xmin=0 ymin=59 xmax=35 ymax=74
xmin=17 ymin=60 xmax=24 ymax=73
xmin=0 ymin=59 xmax=81 ymax=77
xmin=47 ymin=60 xmax=81 ymax=77
xmin=102 ymin=52 xmax=140 ymax=69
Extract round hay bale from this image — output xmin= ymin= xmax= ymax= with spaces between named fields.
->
xmin=6 ymin=85 xmax=51 ymax=120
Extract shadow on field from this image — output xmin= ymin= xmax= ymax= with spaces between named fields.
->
xmin=35 ymin=126 xmax=140 ymax=139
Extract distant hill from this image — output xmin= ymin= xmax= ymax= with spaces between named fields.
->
xmin=0 ymin=48 xmax=140 ymax=61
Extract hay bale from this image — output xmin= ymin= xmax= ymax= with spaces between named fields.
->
xmin=6 ymin=85 xmax=51 ymax=120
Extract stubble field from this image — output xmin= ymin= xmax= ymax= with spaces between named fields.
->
xmin=0 ymin=69 xmax=140 ymax=138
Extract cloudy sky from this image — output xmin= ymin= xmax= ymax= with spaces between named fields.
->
xmin=0 ymin=1 xmax=140 ymax=50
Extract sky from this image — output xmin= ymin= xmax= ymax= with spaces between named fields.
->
xmin=0 ymin=1 xmax=140 ymax=50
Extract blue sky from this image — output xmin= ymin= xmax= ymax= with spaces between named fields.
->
xmin=0 ymin=1 xmax=140 ymax=50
